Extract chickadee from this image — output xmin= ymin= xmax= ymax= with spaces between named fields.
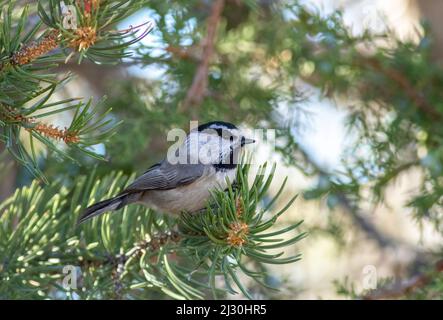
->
xmin=78 ymin=121 xmax=255 ymax=224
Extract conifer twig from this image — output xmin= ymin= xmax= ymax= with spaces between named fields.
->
xmin=363 ymin=260 xmax=443 ymax=300
xmin=359 ymin=56 xmax=440 ymax=119
xmin=10 ymin=29 xmax=60 ymax=66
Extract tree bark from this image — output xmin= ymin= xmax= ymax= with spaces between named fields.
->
xmin=415 ymin=0 xmax=443 ymax=62
xmin=0 ymin=143 xmax=18 ymax=203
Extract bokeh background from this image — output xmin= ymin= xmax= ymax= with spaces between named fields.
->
xmin=2 ymin=0 xmax=443 ymax=299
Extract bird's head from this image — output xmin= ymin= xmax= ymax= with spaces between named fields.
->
xmin=184 ymin=121 xmax=255 ymax=167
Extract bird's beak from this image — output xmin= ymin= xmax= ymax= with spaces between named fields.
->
xmin=241 ymin=137 xmax=256 ymax=146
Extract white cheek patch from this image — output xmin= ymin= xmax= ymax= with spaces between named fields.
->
xmin=187 ymin=132 xmax=228 ymax=165
xmin=179 ymin=127 xmax=245 ymax=165
xmin=199 ymin=138 xmax=223 ymax=165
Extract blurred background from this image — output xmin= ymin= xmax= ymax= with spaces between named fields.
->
xmin=2 ymin=0 xmax=443 ymax=299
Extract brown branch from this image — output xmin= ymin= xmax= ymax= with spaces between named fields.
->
xmin=299 ymin=40 xmax=440 ymax=119
xmin=0 ymin=143 xmax=17 ymax=203
xmin=77 ymin=230 xmax=181 ymax=298
xmin=180 ymin=0 xmax=225 ymax=112
xmin=359 ymin=57 xmax=441 ymax=119
xmin=166 ymin=45 xmax=200 ymax=61
xmin=335 ymin=194 xmax=393 ymax=249
xmin=363 ymin=259 xmax=443 ymax=300
xmin=129 ymin=230 xmax=181 ymax=258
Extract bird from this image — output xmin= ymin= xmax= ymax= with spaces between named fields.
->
xmin=77 ymin=121 xmax=255 ymax=224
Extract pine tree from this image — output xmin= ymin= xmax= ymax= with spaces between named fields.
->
xmin=0 ymin=0 xmax=151 ymax=179
xmin=0 ymin=0 xmax=305 ymax=299
xmin=1 ymin=0 xmax=443 ymax=300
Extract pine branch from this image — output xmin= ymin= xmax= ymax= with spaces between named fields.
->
xmin=356 ymin=56 xmax=440 ymax=120
xmin=362 ymin=260 xmax=443 ymax=300
xmin=0 ymin=163 xmax=305 ymax=299
xmin=0 ymin=0 xmax=152 ymax=179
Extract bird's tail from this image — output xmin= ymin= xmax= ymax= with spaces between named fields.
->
xmin=77 ymin=194 xmax=128 ymax=225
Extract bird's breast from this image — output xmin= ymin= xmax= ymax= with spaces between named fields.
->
xmin=140 ymin=167 xmax=237 ymax=214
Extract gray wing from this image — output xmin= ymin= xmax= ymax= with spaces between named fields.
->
xmin=123 ymin=161 xmax=205 ymax=192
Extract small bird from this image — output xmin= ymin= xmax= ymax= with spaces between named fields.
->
xmin=78 ymin=121 xmax=255 ymax=224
